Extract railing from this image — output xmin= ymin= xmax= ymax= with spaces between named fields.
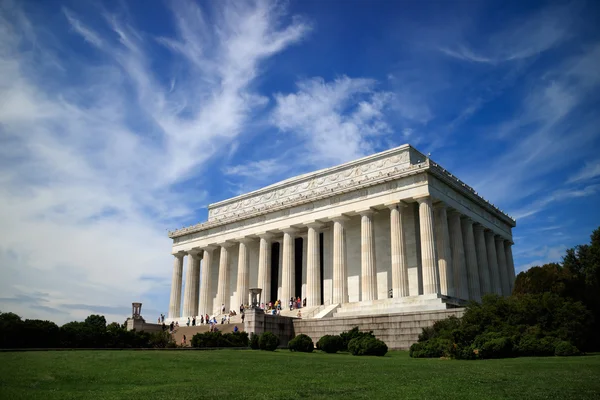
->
xmin=303 ymin=299 xmax=334 ymax=319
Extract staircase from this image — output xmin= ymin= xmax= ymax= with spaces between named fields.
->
xmin=171 ymin=314 xmax=245 ymax=346
xmin=332 ymin=294 xmax=459 ymax=318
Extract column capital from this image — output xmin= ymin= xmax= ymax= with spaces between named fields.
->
xmin=171 ymin=251 xmax=185 ymax=258
xmin=217 ymin=241 xmax=236 ymax=248
xmin=330 ymin=214 xmax=350 ymax=223
xmin=461 ymin=216 xmax=474 ymax=224
xmin=472 ymin=223 xmax=486 ymax=233
xmin=234 ymin=237 xmax=254 ymax=245
xmin=188 ymin=248 xmax=203 ymax=258
xmin=385 ymin=200 xmax=409 ymax=210
xmin=356 ymin=207 xmax=377 ymax=216
xmin=281 ymin=227 xmax=298 ymax=235
xmin=200 ymin=244 xmax=218 ymax=251
xmin=433 ymin=201 xmax=447 ymax=210
xmin=304 ymin=221 xmax=325 ymax=229
xmin=447 ymin=208 xmax=462 ymax=217
xmin=257 ymin=232 xmax=275 ymax=240
xmin=414 ymin=195 xmax=432 ymax=204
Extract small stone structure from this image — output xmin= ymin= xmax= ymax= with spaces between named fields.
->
xmin=126 ymin=302 xmax=162 ymax=333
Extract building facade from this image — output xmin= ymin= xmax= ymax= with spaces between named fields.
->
xmin=167 ymin=145 xmax=516 ymax=321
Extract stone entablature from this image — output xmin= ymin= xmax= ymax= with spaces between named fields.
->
xmin=169 ymin=145 xmax=514 ymax=240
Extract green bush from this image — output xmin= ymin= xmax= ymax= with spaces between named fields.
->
xmin=339 ymin=327 xmax=375 ymax=351
xmin=348 ymin=336 xmax=388 ymax=356
xmin=555 ymin=341 xmax=581 ymax=356
xmin=222 ymin=331 xmax=249 ymax=347
xmin=516 ymin=334 xmax=558 ymax=357
xmin=288 ymin=334 xmax=314 ymax=352
xmin=410 ymin=338 xmax=453 ymax=358
xmin=259 ymin=332 xmax=279 ymax=351
xmin=190 ymin=331 xmax=248 ymax=348
xmin=411 ymin=293 xmax=594 ymax=359
xmin=317 ymin=335 xmax=343 ymax=353
xmin=249 ymin=333 xmax=260 ymax=350
xmin=479 ymin=336 xmax=515 ymax=359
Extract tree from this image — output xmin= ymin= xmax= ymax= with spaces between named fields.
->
xmin=514 ymin=226 xmax=600 ymax=350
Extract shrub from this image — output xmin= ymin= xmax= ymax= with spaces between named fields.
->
xmin=516 ymin=334 xmax=558 ymax=357
xmin=259 ymin=332 xmax=279 ymax=351
xmin=190 ymin=331 xmax=248 ymax=348
xmin=348 ymin=336 xmax=388 ymax=356
xmin=410 ymin=338 xmax=453 ymax=358
xmin=249 ymin=333 xmax=260 ymax=350
xmin=339 ymin=327 xmax=375 ymax=351
xmin=222 ymin=331 xmax=249 ymax=347
xmin=555 ymin=341 xmax=581 ymax=356
xmin=478 ymin=336 xmax=515 ymax=359
xmin=317 ymin=335 xmax=343 ymax=353
xmin=288 ymin=334 xmax=314 ymax=352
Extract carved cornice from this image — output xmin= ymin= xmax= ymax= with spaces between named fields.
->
xmin=168 ymin=145 xmax=516 ymax=239
xmin=169 ymin=146 xmax=422 ymax=238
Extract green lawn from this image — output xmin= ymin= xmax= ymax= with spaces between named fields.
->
xmin=1 ymin=350 xmax=599 ymax=399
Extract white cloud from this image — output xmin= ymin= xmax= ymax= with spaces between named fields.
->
xmin=223 ymin=159 xmax=283 ymax=178
xmin=439 ymin=4 xmax=572 ymax=64
xmin=0 ymin=0 xmax=309 ymax=324
xmin=271 ymin=76 xmax=393 ymax=166
xmin=512 ymin=184 xmax=600 ymax=220
xmin=567 ymin=160 xmax=600 ymax=184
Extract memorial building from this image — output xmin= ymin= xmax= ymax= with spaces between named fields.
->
xmin=167 ymin=144 xmax=516 ymax=323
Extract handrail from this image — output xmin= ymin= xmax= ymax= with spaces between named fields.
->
xmin=304 ymin=299 xmax=333 ymax=319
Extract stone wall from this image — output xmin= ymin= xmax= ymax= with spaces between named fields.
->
xmin=292 ymin=308 xmax=464 ymax=350
xmin=244 ymin=309 xmax=295 ymax=347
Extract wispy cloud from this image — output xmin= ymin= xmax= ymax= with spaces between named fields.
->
xmin=439 ymin=4 xmax=572 ymax=65
xmin=567 ymin=160 xmax=600 ymax=184
xmin=271 ymin=76 xmax=393 ymax=166
xmin=512 ymin=184 xmax=600 ymax=220
xmin=0 ymin=0 xmax=309 ymax=324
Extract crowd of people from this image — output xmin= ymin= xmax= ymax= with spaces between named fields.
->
xmin=160 ymin=295 xmax=308 ymax=337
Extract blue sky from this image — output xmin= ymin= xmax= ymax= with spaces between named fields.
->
xmin=1 ymin=0 xmax=599 ymax=324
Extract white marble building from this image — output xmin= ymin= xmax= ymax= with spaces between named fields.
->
xmin=167 ymin=145 xmax=516 ymax=321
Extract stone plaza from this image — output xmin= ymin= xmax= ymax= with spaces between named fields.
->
xmin=166 ymin=144 xmax=516 ymax=328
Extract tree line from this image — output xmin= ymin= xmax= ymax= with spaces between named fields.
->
xmin=0 ymin=313 xmax=176 ymax=349
xmin=411 ymin=226 xmax=600 ymax=358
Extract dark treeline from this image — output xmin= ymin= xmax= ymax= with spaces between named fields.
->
xmin=411 ymin=226 xmax=600 ymax=359
xmin=0 ymin=313 xmax=175 ymax=349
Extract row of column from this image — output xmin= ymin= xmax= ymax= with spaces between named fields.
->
xmin=168 ymin=196 xmax=516 ymax=319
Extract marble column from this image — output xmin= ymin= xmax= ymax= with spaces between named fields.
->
xmin=236 ymin=239 xmax=251 ymax=308
xmin=461 ymin=218 xmax=481 ymax=301
xmin=281 ymin=229 xmax=296 ymax=303
xmin=257 ymin=234 xmax=273 ymax=305
xmin=448 ymin=210 xmax=469 ymax=300
xmin=433 ymin=203 xmax=454 ymax=297
xmin=306 ymin=223 xmax=323 ymax=307
xmin=216 ymin=243 xmax=232 ymax=314
xmin=277 ymin=240 xmax=283 ymax=301
xmin=495 ymin=236 xmax=510 ymax=296
xmin=417 ymin=196 xmax=440 ymax=295
xmin=485 ymin=231 xmax=502 ymax=295
xmin=332 ymin=216 xmax=349 ymax=304
xmin=168 ymin=253 xmax=184 ymax=319
xmin=504 ymin=241 xmax=516 ymax=293
xmin=388 ymin=203 xmax=409 ymax=298
xmin=182 ymin=253 xmax=194 ymax=318
xmin=359 ymin=209 xmax=378 ymax=301
xmin=190 ymin=250 xmax=201 ymax=317
xmin=198 ymin=246 xmax=215 ymax=316
xmin=301 ymin=234 xmax=308 ymax=300
xmin=473 ymin=225 xmax=492 ymax=295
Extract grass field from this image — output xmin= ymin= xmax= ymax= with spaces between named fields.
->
xmin=1 ymin=350 xmax=599 ymax=400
